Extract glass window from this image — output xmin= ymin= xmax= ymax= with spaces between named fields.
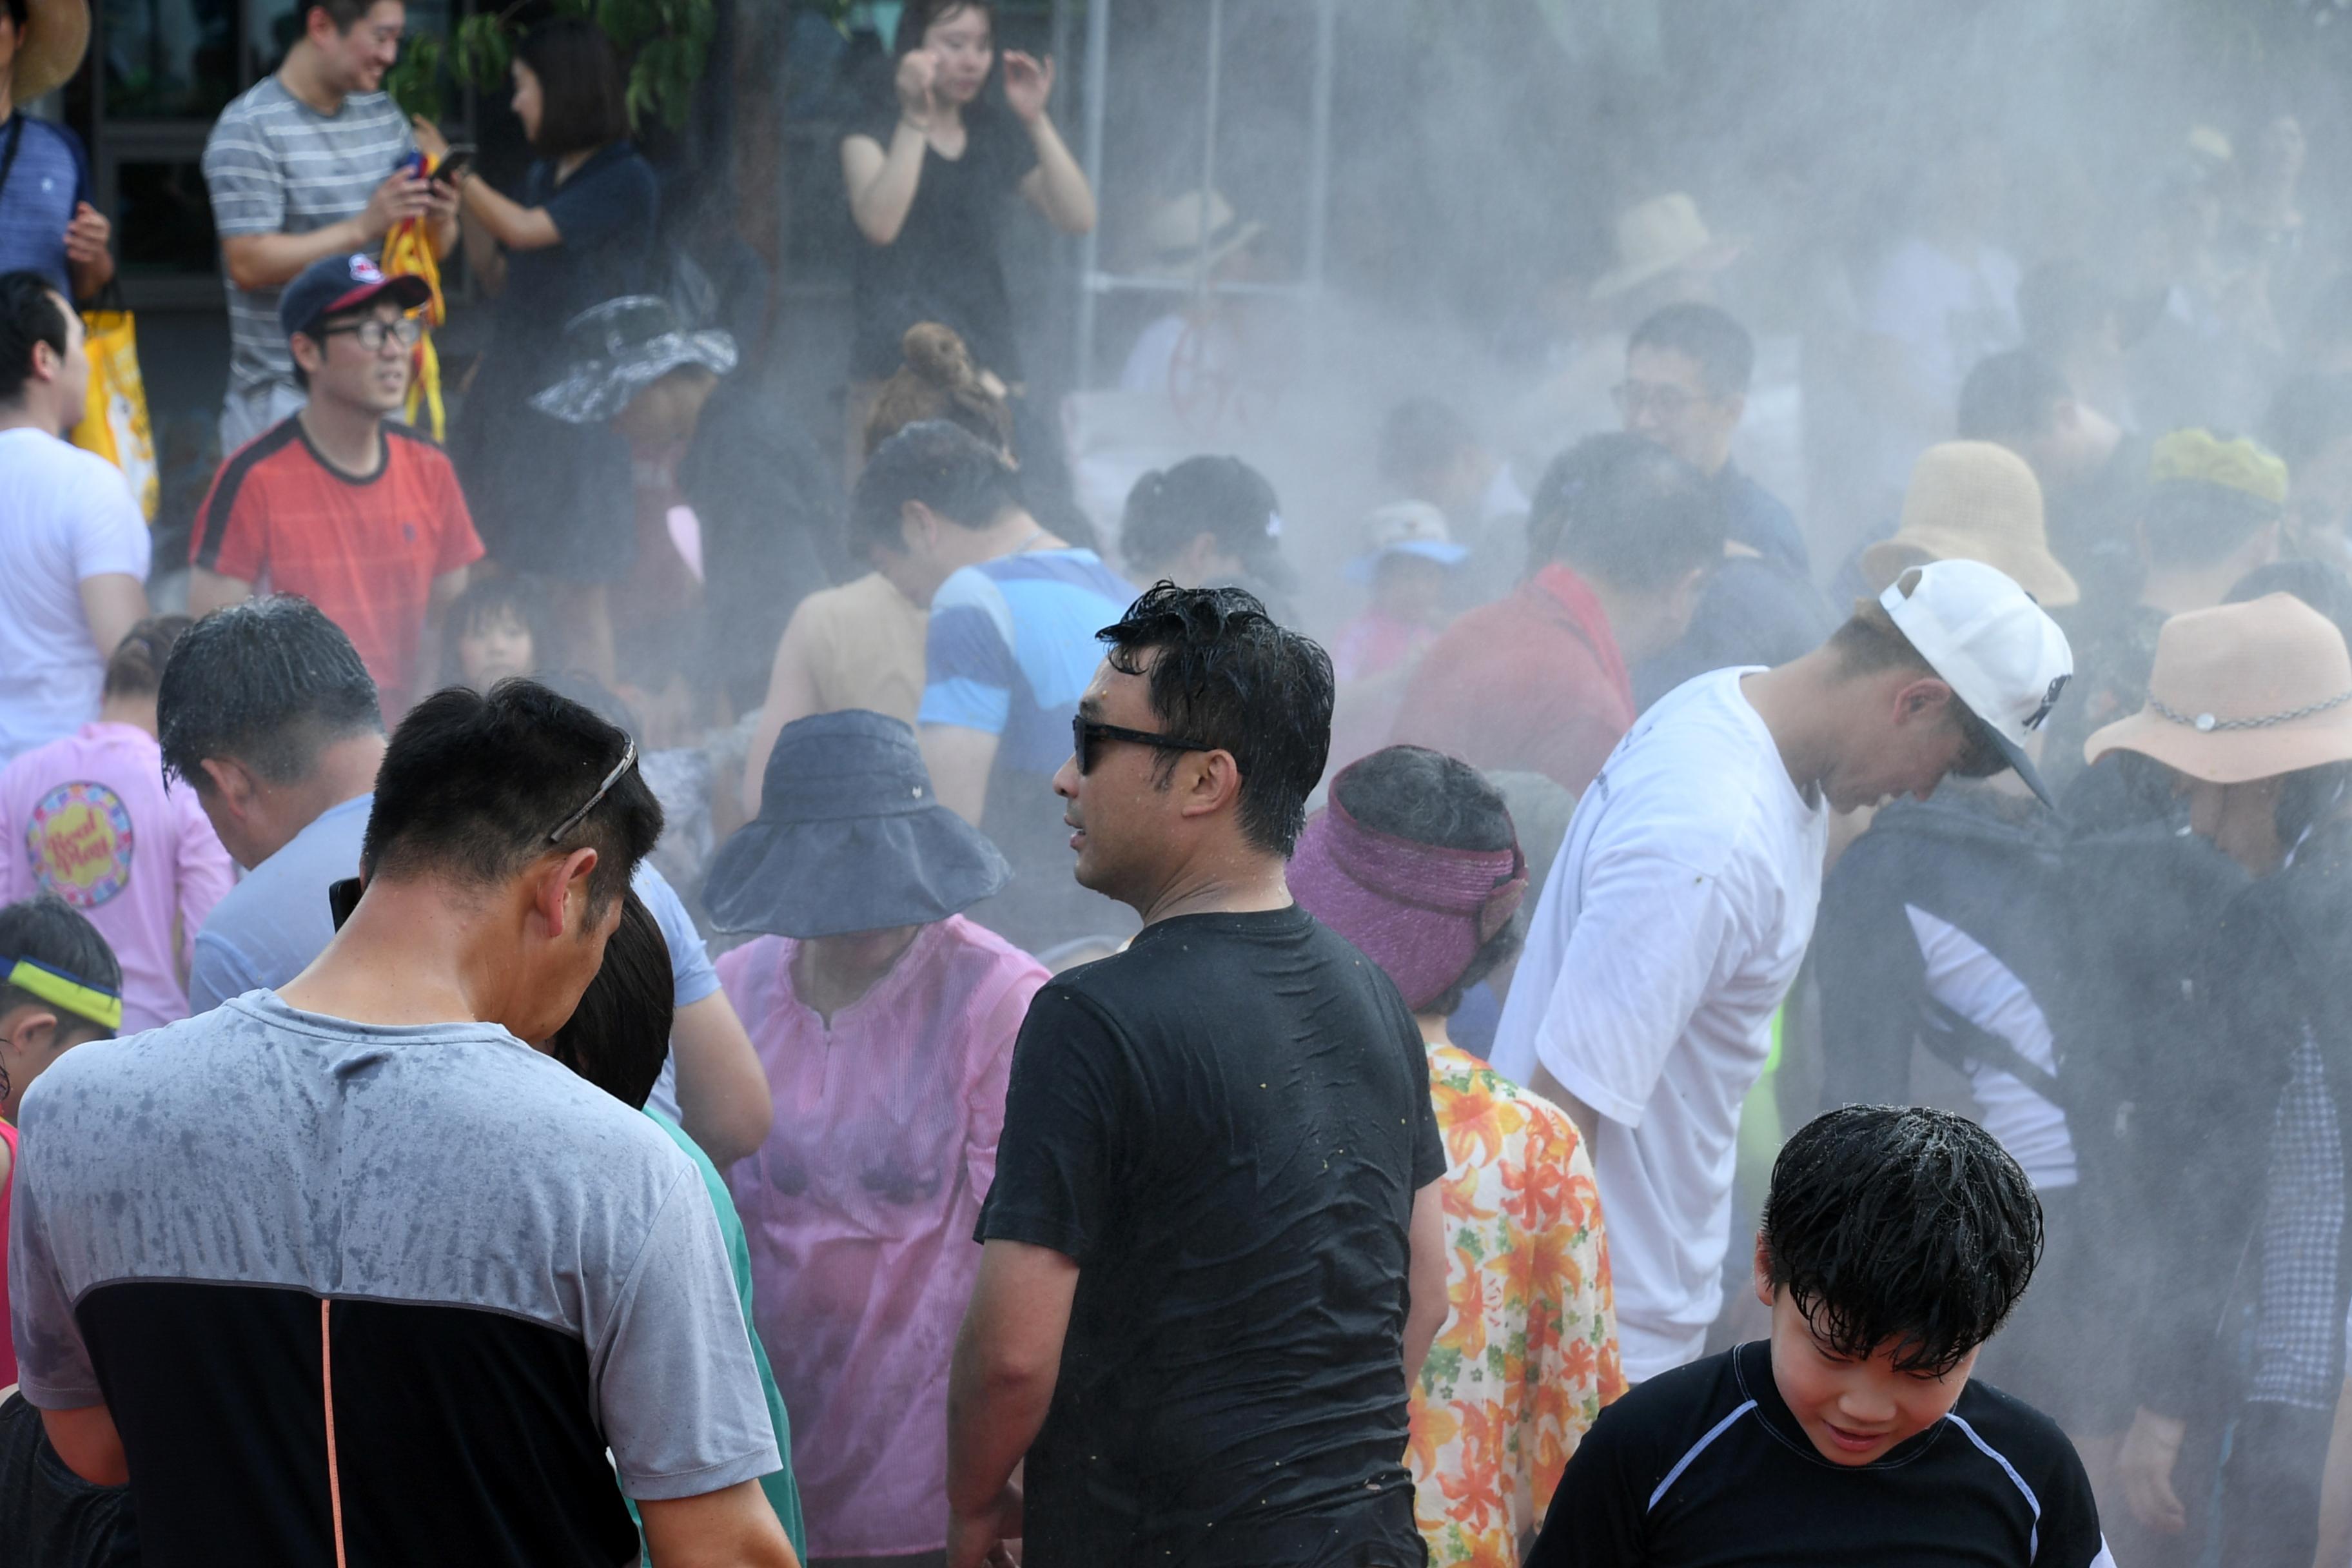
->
xmin=102 ymin=0 xmax=239 ymax=119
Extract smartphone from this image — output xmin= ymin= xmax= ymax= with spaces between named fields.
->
xmin=430 ymin=146 xmax=476 ymax=188
xmin=328 ymin=876 xmax=362 ymax=932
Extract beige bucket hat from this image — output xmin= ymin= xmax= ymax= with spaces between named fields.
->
xmin=1864 ymin=441 xmax=2081 ymax=608
xmin=1588 ymin=192 xmax=1744 ymax=302
xmin=10 ymin=0 xmax=90 ymax=101
xmin=2084 ymin=594 xmax=2352 ymax=783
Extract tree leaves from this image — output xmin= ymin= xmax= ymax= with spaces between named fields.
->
xmin=388 ymin=0 xmax=723 ymax=134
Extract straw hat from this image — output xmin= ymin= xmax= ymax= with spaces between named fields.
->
xmin=10 ymin=0 xmax=90 ymax=102
xmin=2084 ymin=594 xmax=2352 ymax=784
xmin=1141 ymin=190 xmax=1263 ymax=278
xmin=1863 ymin=442 xmax=2081 ymax=608
xmin=1589 ymin=193 xmax=1744 ymax=302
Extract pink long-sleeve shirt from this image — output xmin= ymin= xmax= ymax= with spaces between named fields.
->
xmin=0 ymin=721 xmax=237 ymax=1033
xmin=721 ymin=916 xmax=1046 ymax=1558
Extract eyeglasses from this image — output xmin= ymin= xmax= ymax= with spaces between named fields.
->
xmin=320 ymin=315 xmax=426 ymax=353
xmin=1610 ymin=380 xmax=1700 ymax=420
xmin=1072 ymin=714 xmax=1217 ymax=775
xmin=547 ymin=738 xmax=638 ymax=843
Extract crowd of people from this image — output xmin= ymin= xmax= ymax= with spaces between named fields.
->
xmin=8 ymin=0 xmax=2352 ymax=1563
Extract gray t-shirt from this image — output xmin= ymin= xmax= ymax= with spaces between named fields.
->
xmin=186 ymin=789 xmax=371 ymax=1013
xmin=10 ymin=990 xmax=779 ymax=1558
xmin=201 ymin=77 xmax=415 ymax=399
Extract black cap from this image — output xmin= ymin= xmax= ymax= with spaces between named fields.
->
xmin=1121 ymin=455 xmax=1293 ymax=589
xmin=278 ymin=253 xmax=432 ymax=343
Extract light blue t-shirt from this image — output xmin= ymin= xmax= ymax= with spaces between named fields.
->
xmin=187 ymin=791 xmax=373 ymax=1014
xmin=188 ymin=797 xmax=719 ymax=1023
xmin=919 ymin=549 xmax=1135 ymax=776
xmin=638 ymin=863 xmax=720 ymax=1125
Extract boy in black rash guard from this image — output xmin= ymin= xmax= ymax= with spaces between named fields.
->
xmin=1526 ymin=1105 xmax=2113 ymax=1568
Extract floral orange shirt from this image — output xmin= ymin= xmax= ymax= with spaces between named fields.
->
xmin=1409 ymin=1041 xmax=1624 ymax=1567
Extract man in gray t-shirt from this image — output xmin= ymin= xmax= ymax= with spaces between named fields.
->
xmin=12 ymin=680 xmax=798 ymax=1566
xmin=199 ymin=0 xmax=455 ymax=451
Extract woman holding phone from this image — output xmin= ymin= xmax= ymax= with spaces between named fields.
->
xmin=839 ymin=0 xmax=1094 ymax=470
xmin=414 ymin=18 xmax=656 ymax=681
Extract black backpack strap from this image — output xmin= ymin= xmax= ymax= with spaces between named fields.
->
xmin=1918 ymin=996 xmax=2067 ymax=1107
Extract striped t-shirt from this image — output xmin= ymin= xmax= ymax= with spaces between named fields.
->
xmin=920 ymin=548 xmax=1136 ymax=776
xmin=201 ymin=78 xmax=415 ymax=395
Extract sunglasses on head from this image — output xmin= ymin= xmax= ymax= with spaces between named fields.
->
xmin=1071 ymin=713 xmax=1217 ymax=775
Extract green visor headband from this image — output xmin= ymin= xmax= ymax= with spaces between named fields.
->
xmin=5 ymin=956 xmax=123 ymax=1033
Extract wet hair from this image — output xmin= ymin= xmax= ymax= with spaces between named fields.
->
xmin=1377 ymin=397 xmax=1478 ymax=492
xmin=865 ymin=323 xmax=1014 ymax=458
xmin=1628 ymin=302 xmax=1754 ymax=400
xmin=548 ymin=887 xmax=672 ymax=1110
xmin=2264 ymin=373 xmax=2352 ymax=476
xmin=1525 ymin=433 xmax=1725 ymax=591
xmin=516 ymin=17 xmax=631 ymax=157
xmin=362 ymin=680 xmax=663 ymax=914
xmin=159 ymin=597 xmax=384 ymax=787
xmin=1761 ymin=1105 xmax=2044 ymax=1376
xmin=1334 ymin=746 xmax=1524 ymax=1018
xmin=1957 ymin=349 xmax=2070 ymax=446
xmin=0 ymin=271 xmax=69 ymax=407
xmin=1826 ymin=597 xmax=2008 ymax=778
xmin=892 ymin=0 xmax=993 ymax=55
xmin=1095 ymin=583 xmax=1333 ymax=858
xmin=103 ymin=615 xmax=195 ymax=701
xmin=850 ymin=420 xmax=1023 ymax=555
xmin=0 ymin=896 xmax=122 ymax=1044
xmin=440 ymin=575 xmax=551 ymax=687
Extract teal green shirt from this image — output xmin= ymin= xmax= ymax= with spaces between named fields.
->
xmin=631 ymin=1109 xmax=807 ymax=1562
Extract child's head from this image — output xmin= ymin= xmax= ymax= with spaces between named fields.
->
xmin=0 ymin=896 xmax=124 ymax=1122
xmin=545 ymin=887 xmax=672 ymax=1111
xmin=1754 ymin=1105 xmax=2043 ymax=1465
xmin=443 ymin=576 xmax=549 ymax=692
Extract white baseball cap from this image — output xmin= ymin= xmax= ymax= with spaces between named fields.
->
xmin=1879 ymin=559 xmax=2074 ymax=807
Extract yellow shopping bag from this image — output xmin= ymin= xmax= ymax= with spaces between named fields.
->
xmin=69 ymin=299 xmax=159 ymax=522
xmin=384 ymin=166 xmax=447 ymax=440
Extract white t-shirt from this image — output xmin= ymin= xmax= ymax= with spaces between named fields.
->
xmin=1905 ymin=906 xmax=2075 ymax=1191
xmin=1490 ymin=667 xmax=1827 ymax=1380
xmin=0 ymin=428 xmax=150 ymax=763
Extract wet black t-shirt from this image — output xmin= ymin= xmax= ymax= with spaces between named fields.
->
xmin=846 ymin=100 xmax=1037 ymax=382
xmin=977 ymin=905 xmax=1447 ymax=1567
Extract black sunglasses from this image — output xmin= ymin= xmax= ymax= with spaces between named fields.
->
xmin=1072 ymin=714 xmax=1217 ymax=775
xmin=549 ymin=738 xmax=639 ymax=843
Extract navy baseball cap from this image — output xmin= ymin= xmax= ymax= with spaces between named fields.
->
xmin=279 ymin=253 xmax=433 ymax=342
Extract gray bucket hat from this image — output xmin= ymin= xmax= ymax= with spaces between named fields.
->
xmin=530 ymin=295 xmax=738 ymax=426
xmin=702 ymin=710 xmax=1011 ymax=939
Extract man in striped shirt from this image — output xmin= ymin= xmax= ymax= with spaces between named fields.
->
xmin=200 ymin=0 xmax=455 ymax=452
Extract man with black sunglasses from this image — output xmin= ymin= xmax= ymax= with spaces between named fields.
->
xmin=188 ymin=251 xmax=482 ymax=725
xmin=947 ymin=584 xmax=1450 ymax=1568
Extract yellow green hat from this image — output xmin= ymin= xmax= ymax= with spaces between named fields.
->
xmin=2150 ymin=429 xmax=2289 ymax=509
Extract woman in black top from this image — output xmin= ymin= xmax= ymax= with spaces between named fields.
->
xmin=839 ymin=1 xmax=1093 ymax=438
xmin=416 ymin=20 xmax=657 ymax=680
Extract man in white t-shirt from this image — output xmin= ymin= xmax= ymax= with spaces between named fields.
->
xmin=0 ymin=271 xmax=150 ymax=765
xmin=1489 ymin=559 xmax=2071 ymax=1380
